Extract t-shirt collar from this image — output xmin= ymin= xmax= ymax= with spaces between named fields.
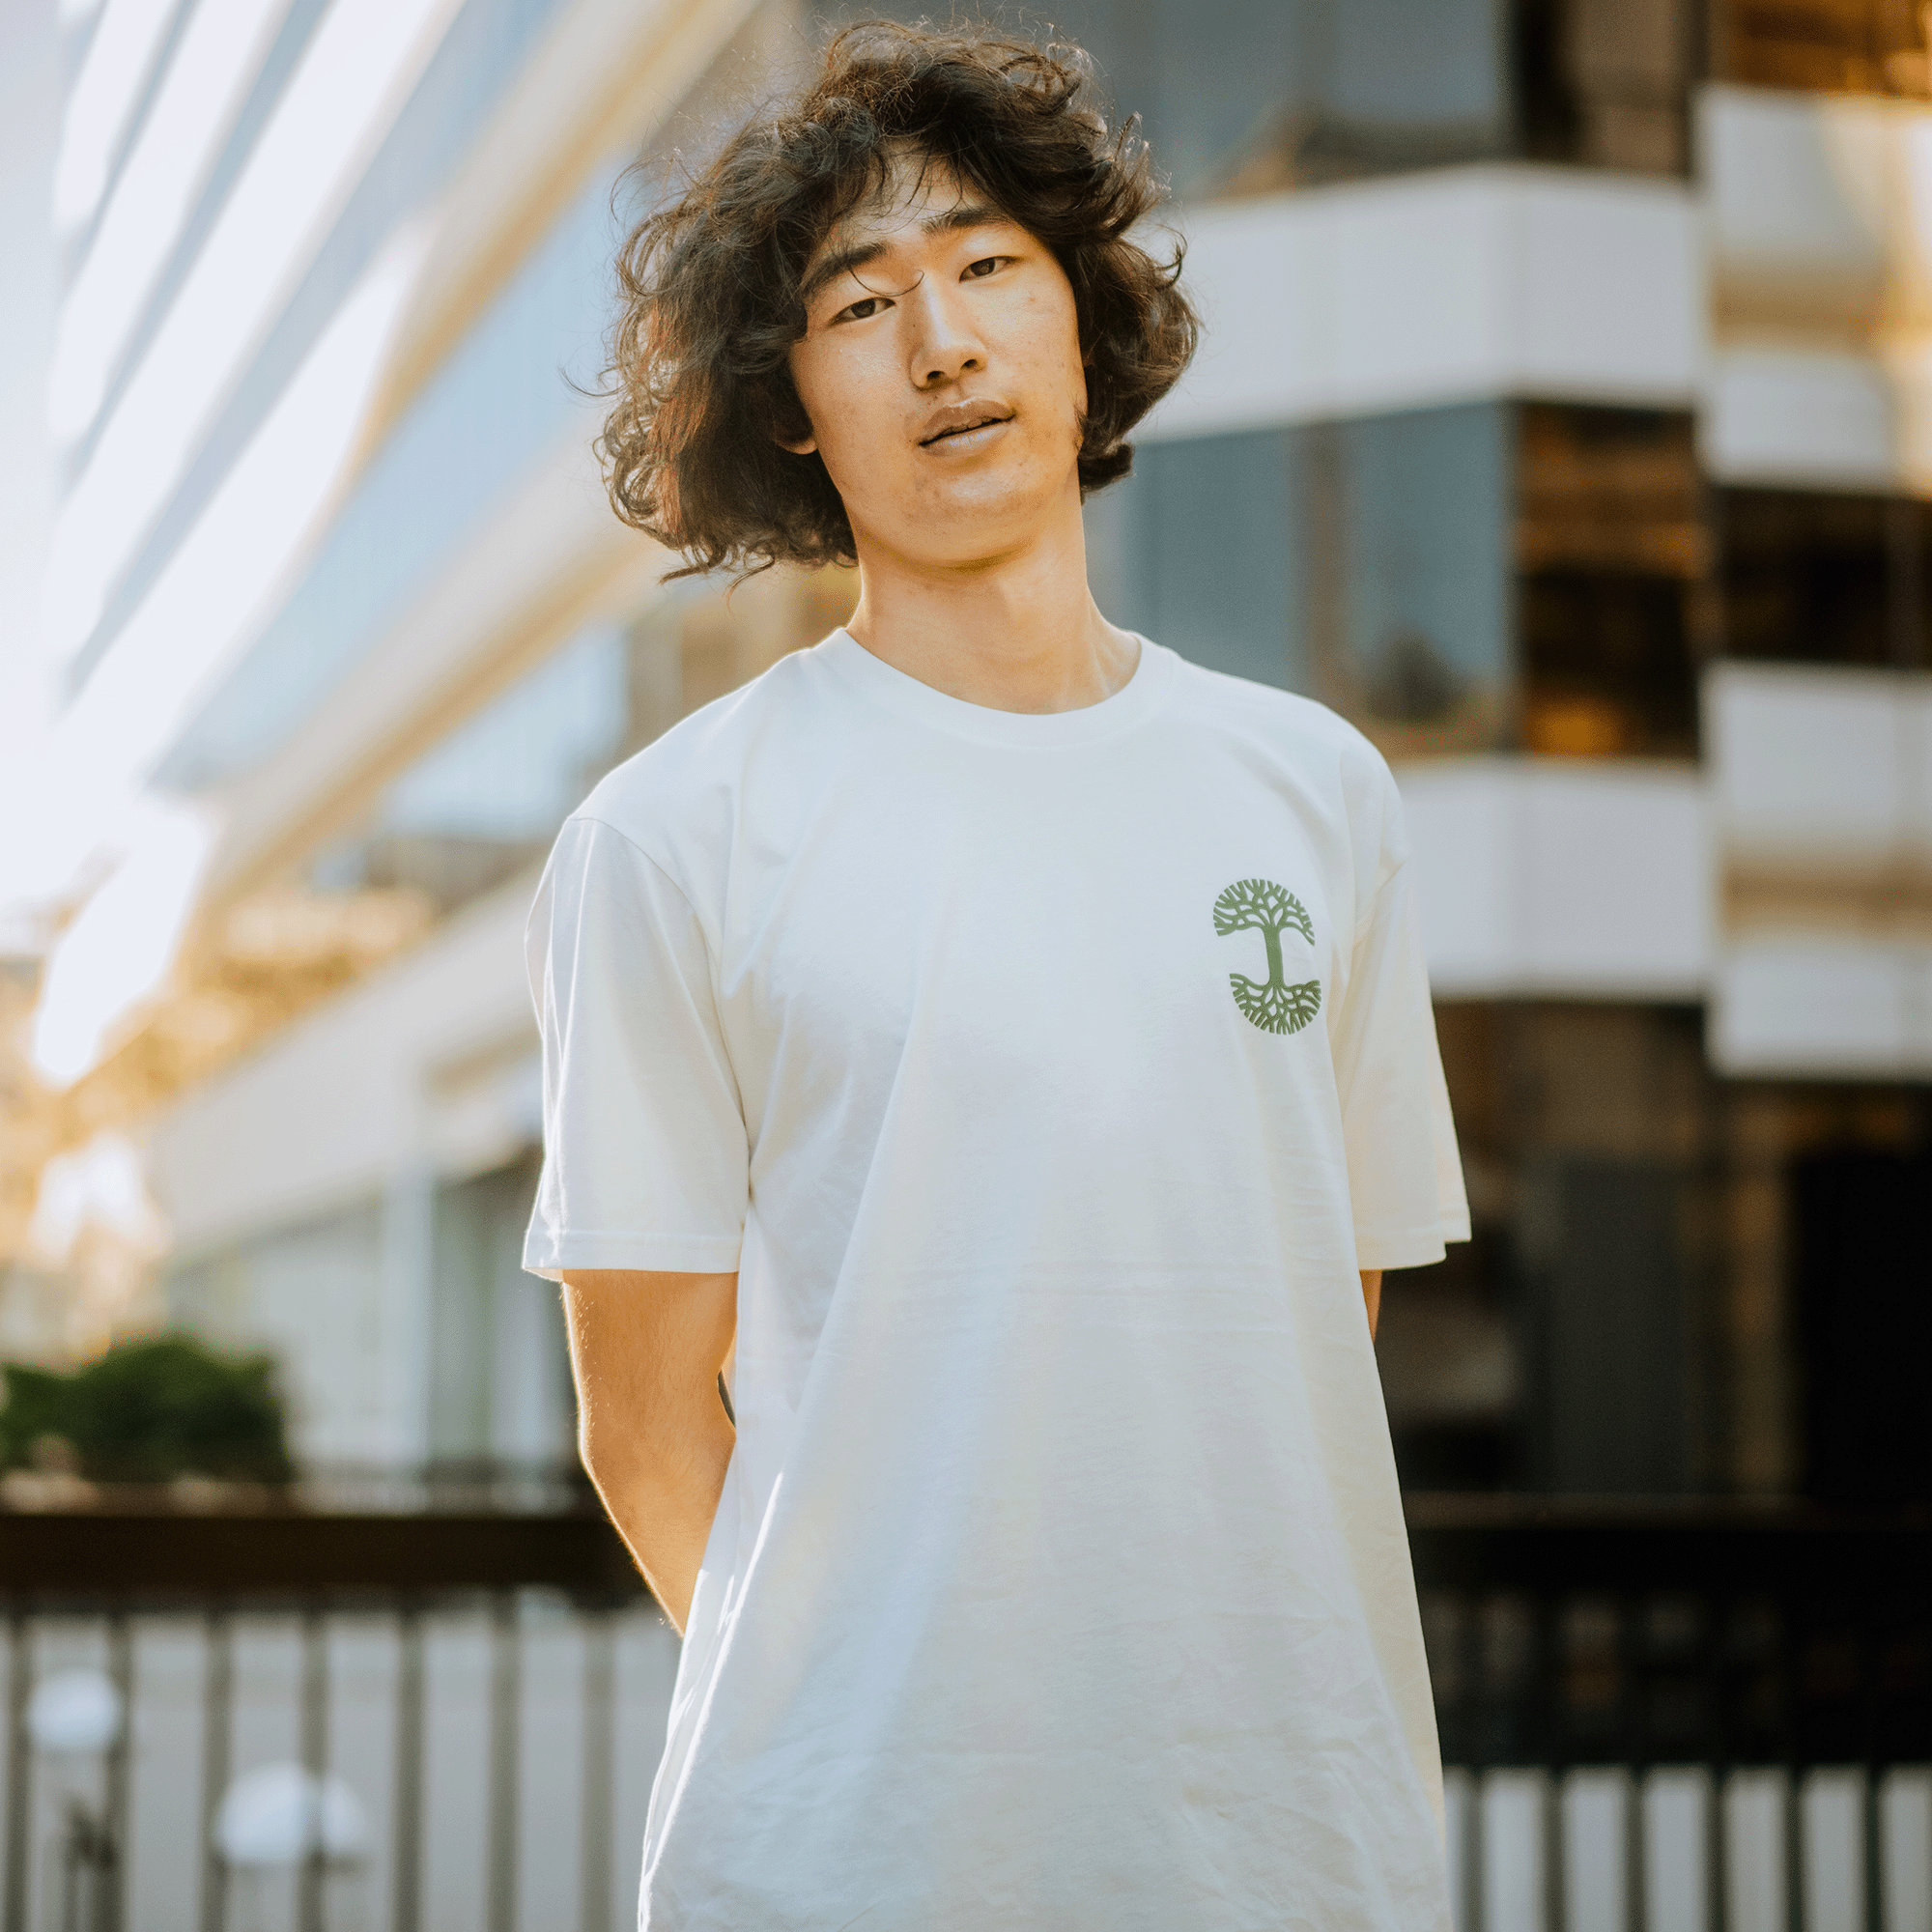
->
xmin=817 ymin=626 xmax=1177 ymax=749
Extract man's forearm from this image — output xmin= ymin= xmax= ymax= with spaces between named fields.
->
xmin=561 ymin=1269 xmax=738 ymax=1634
xmin=590 ymin=1408 xmax=733 ymax=1633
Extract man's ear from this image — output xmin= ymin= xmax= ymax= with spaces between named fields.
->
xmin=768 ymin=374 xmax=816 ymax=456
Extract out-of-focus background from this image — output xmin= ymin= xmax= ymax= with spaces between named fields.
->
xmin=0 ymin=0 xmax=1929 ymax=1926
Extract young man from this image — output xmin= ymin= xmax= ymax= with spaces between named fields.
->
xmin=525 ymin=21 xmax=1468 ymax=1929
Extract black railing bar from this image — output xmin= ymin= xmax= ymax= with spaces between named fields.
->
xmin=1462 ymin=1767 xmax=1485 ymax=1932
xmin=1705 ymin=1597 xmax=1729 ymax=1932
xmin=1626 ymin=1765 xmax=1649 ymax=1932
xmin=1706 ymin=1766 xmax=1728 ymax=1932
xmin=1460 ymin=1597 xmax=1483 ymax=1932
xmin=4 ymin=1609 xmax=31 ymax=1932
xmin=1544 ymin=1769 xmax=1566 ymax=1932
xmin=391 ymin=1605 xmax=425 ymax=1932
xmin=1619 ymin=1599 xmax=1648 ymax=1932
xmin=298 ymin=1605 xmax=328 ymax=1932
xmin=1779 ymin=1595 xmax=1804 ymax=1932
xmin=487 ymin=1592 xmax=521 ymax=1932
xmin=581 ymin=1606 xmax=615 ymax=1932
xmin=1864 ymin=1771 xmax=1885 ymax=1932
xmin=1861 ymin=1610 xmax=1886 ymax=1932
xmin=1781 ymin=1768 xmax=1804 ymax=1932
xmin=197 ymin=1608 xmax=232 ymax=1932
xmin=102 ymin=1611 xmax=131 ymax=1932
xmin=1535 ymin=1594 xmax=1566 ymax=1932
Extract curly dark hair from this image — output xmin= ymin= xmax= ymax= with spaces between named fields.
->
xmin=600 ymin=18 xmax=1199 ymax=579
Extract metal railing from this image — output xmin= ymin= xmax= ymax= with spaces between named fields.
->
xmin=2 ymin=1499 xmax=668 ymax=1932
xmin=1409 ymin=1495 xmax=1932 ymax=1932
xmin=2 ymin=1495 xmax=1926 ymax=1932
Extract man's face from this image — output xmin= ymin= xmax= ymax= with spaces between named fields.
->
xmin=785 ymin=155 xmax=1088 ymax=568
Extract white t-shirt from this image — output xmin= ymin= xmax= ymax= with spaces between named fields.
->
xmin=525 ymin=629 xmax=1469 ymax=1932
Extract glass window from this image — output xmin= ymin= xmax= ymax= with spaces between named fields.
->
xmin=1518 ymin=404 xmax=1701 ymax=757
xmin=1517 ymin=0 xmax=1692 ymax=173
xmin=1718 ymin=486 xmax=1932 ymax=668
xmin=429 ymin=1154 xmax=572 ymax=1474
xmin=980 ymin=0 xmax=1514 ymax=198
xmin=1327 ymin=404 xmax=1514 ymax=747
xmin=1100 ymin=403 xmax=1716 ymax=759
xmin=1713 ymin=0 xmax=1932 ymax=98
xmin=1092 ymin=428 xmax=1304 ymax=690
xmin=1100 ymin=403 xmax=1513 ymax=755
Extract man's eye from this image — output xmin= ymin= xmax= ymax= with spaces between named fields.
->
xmin=964 ymin=257 xmax=1003 ymax=279
xmin=835 ymin=296 xmax=889 ymax=323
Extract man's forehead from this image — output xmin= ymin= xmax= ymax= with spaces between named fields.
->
xmin=811 ymin=155 xmax=999 ymax=259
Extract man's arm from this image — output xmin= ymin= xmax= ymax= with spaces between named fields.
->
xmin=1361 ymin=1269 xmax=1383 ymax=1340
xmin=560 ymin=1269 xmax=736 ymax=1634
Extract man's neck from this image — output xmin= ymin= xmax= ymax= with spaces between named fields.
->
xmin=841 ymin=489 xmax=1138 ymax=714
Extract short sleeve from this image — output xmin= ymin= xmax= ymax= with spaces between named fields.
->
xmin=522 ymin=815 xmax=749 ymax=1280
xmin=1331 ymin=845 xmax=1471 ymax=1272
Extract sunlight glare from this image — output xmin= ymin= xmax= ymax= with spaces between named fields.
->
xmin=49 ymin=0 xmax=296 ymax=445
xmin=40 ymin=0 xmax=464 ymax=667
xmin=51 ymin=0 xmax=177 ymax=236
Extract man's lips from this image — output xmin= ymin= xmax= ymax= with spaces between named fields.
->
xmin=919 ymin=406 xmax=1014 ymax=447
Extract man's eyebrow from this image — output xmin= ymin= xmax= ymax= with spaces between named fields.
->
xmin=921 ymin=202 xmax=1004 ymax=237
xmin=800 ymin=240 xmax=886 ymax=307
xmin=798 ymin=205 xmax=1011 ymax=308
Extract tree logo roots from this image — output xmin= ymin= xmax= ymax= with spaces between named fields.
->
xmin=1211 ymin=878 xmax=1322 ymax=1037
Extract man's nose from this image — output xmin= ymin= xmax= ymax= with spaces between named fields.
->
xmin=907 ymin=280 xmax=985 ymax=389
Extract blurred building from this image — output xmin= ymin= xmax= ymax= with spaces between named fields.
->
xmin=3 ymin=0 xmax=1928 ymax=1497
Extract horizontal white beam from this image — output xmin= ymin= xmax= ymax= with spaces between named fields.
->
xmin=1713 ymin=940 xmax=1932 ymax=1077
xmin=146 ymin=873 xmax=538 ymax=1255
xmin=1707 ymin=661 xmax=1932 ymax=867
xmin=1396 ymin=756 xmax=1713 ymax=1001
xmin=1146 ymin=165 xmax=1702 ymax=440
xmin=1700 ymin=85 xmax=1932 ymax=491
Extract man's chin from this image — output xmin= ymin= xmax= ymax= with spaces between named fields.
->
xmin=883 ymin=509 xmax=1071 ymax=574
xmin=852 ymin=464 xmax=1078 ymax=562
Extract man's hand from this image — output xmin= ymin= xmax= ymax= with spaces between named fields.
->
xmin=560 ymin=1269 xmax=737 ymax=1634
xmin=1361 ymin=1269 xmax=1383 ymax=1340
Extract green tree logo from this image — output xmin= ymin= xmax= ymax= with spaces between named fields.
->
xmin=1212 ymin=878 xmax=1322 ymax=1036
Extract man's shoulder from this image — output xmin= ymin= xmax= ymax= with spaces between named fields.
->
xmin=1163 ymin=653 xmax=1395 ymax=787
xmin=572 ymin=639 xmax=832 ymax=850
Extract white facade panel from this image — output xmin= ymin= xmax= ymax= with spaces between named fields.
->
xmin=1701 ymin=84 xmax=1932 ymax=489
xmin=1712 ymin=940 xmax=1932 ymax=1075
xmin=1147 ymin=166 xmax=1701 ymax=441
xmin=1707 ymin=661 xmax=1932 ymax=865
xmin=1702 ymin=348 xmax=1900 ymax=488
xmin=1512 ymin=178 xmax=1705 ymax=399
xmin=1701 ymin=85 xmax=1891 ymax=305
xmin=1519 ymin=765 xmax=1713 ymax=993
xmin=1397 ymin=758 xmax=1712 ymax=1000
xmin=1394 ymin=761 xmax=1523 ymax=989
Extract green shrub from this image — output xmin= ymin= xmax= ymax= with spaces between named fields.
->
xmin=0 ymin=1335 xmax=294 ymax=1484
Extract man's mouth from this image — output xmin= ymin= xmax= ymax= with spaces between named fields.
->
xmin=919 ymin=408 xmax=1014 ymax=447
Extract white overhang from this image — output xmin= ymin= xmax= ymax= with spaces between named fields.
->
xmin=1145 ymin=164 xmax=1703 ymax=441
xmin=1394 ymin=756 xmax=1714 ymax=1003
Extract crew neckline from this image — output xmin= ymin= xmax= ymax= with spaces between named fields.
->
xmin=817 ymin=627 xmax=1178 ymax=748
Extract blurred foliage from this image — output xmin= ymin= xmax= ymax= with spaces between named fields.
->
xmin=0 ymin=1335 xmax=294 ymax=1484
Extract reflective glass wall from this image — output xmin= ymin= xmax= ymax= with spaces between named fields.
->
xmin=986 ymin=0 xmax=1693 ymax=191
xmin=1095 ymin=401 xmax=1704 ymax=762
